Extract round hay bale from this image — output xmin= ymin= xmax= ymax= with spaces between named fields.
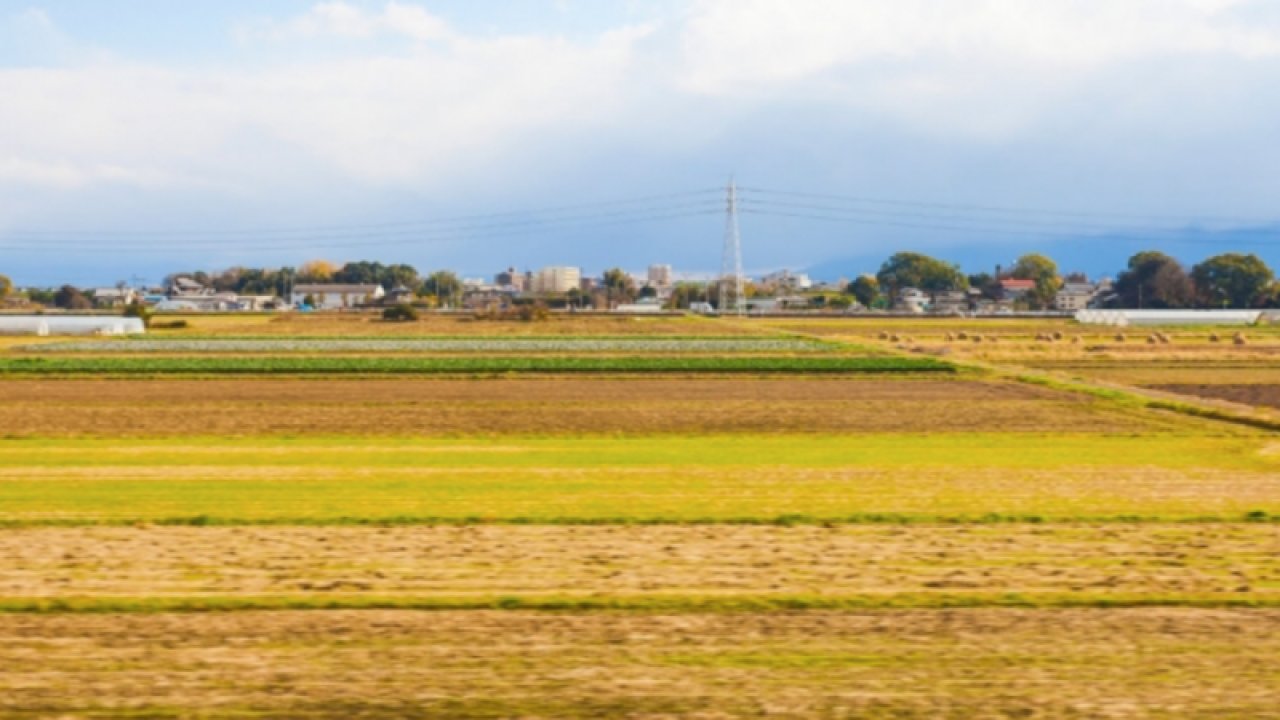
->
xmin=1052 ymin=331 xmax=1064 ymax=341
xmin=890 ymin=334 xmax=901 ymax=342
xmin=1209 ymin=333 xmax=1221 ymax=343
xmin=1114 ymin=333 xmax=1126 ymax=342
xmin=945 ymin=332 xmax=955 ymax=342
xmin=1147 ymin=336 xmax=1158 ymax=345
xmin=972 ymin=335 xmax=984 ymax=343
xmin=878 ymin=331 xmax=890 ymax=340
xmin=1234 ymin=335 xmax=1249 ymax=346
xmin=957 ymin=331 xmax=969 ymax=340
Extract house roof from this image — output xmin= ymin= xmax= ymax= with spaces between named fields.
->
xmin=1000 ymin=279 xmax=1036 ymax=290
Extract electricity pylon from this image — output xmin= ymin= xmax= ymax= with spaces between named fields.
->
xmin=719 ymin=179 xmax=745 ymax=315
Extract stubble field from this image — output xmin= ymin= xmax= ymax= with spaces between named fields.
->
xmin=2 ymin=313 xmax=1278 ymax=718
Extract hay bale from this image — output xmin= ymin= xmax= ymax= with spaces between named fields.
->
xmin=1070 ymin=336 xmax=1081 ymax=344
xmin=945 ymin=332 xmax=955 ymax=342
xmin=878 ymin=331 xmax=890 ymax=340
xmin=957 ymin=331 xmax=969 ymax=340
xmin=1209 ymin=333 xmax=1221 ymax=343
xmin=1052 ymin=331 xmax=1064 ymax=341
xmin=890 ymin=334 xmax=901 ymax=342
xmin=1114 ymin=333 xmax=1126 ymax=342
xmin=1234 ymin=335 xmax=1249 ymax=346
xmin=972 ymin=334 xmax=983 ymax=343
xmin=1146 ymin=335 xmax=1158 ymax=345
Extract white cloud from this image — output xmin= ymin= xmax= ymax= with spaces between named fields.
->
xmin=678 ymin=0 xmax=1280 ymax=94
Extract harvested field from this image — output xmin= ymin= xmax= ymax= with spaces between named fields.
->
xmin=1039 ymin=364 xmax=1280 ymax=386
xmin=1 ymin=524 xmax=1275 ymax=604
xmin=3 ymin=609 xmax=1278 ymax=718
xmin=0 ymin=435 xmax=1275 ymax=524
xmin=0 ymin=377 xmax=1186 ymax=436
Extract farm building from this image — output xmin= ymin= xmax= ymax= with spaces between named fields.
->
xmin=0 ymin=316 xmax=146 ymax=336
xmin=290 ymin=284 xmax=385 ymax=310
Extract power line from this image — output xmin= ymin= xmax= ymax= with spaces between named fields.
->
xmin=0 ymin=207 xmax=723 ymax=253
xmin=741 ymin=208 xmax=1280 ymax=247
xmin=737 ymin=186 xmax=1278 ymax=228
xmin=0 ymin=188 xmax=724 ymax=239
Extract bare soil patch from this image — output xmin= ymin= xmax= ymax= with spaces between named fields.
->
xmin=2 ymin=608 xmax=1277 ymax=718
xmin=0 ymin=377 xmax=1159 ymax=436
xmin=2 ymin=524 xmax=1275 ymax=600
xmin=1151 ymin=384 xmax=1280 ymax=410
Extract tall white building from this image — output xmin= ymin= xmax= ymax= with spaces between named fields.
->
xmin=647 ymin=264 xmax=673 ymax=288
xmin=529 ymin=266 xmax=582 ymax=294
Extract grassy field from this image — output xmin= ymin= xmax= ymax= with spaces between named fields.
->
xmin=3 ymin=314 xmax=1280 ymax=717
xmin=1 ymin=434 xmax=1275 ymax=525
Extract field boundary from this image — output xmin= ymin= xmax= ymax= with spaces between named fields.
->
xmin=2 ymin=592 xmax=1277 ymax=614
xmin=1 ymin=512 xmax=1272 ymax=528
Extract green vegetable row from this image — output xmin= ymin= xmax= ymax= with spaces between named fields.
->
xmin=0 ymin=355 xmax=952 ymax=375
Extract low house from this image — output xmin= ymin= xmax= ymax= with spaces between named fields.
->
xmin=290 ymin=284 xmax=385 ymax=310
xmin=1053 ymin=282 xmax=1097 ymax=312
xmin=999 ymin=279 xmax=1036 ymax=301
xmin=91 ymin=288 xmax=137 ymax=308
xmin=895 ymin=288 xmax=929 ymax=313
xmin=614 ymin=298 xmax=664 ymax=314
xmin=932 ymin=290 xmax=969 ymax=314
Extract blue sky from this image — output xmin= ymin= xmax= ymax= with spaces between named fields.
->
xmin=2 ymin=0 xmax=1280 ymax=286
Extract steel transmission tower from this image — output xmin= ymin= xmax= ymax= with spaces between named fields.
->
xmin=719 ymin=179 xmax=745 ymax=315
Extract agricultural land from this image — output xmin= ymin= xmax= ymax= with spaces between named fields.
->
xmin=1 ymin=312 xmax=1278 ymax=718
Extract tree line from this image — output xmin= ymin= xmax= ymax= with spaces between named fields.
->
xmin=3 ymin=249 xmax=1277 ymax=311
xmin=848 ymin=250 xmax=1279 ymax=310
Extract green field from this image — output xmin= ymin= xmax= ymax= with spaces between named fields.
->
xmin=1 ymin=434 xmax=1276 ymax=525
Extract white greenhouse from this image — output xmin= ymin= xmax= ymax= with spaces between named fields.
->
xmin=1075 ymin=310 xmax=1263 ymax=327
xmin=0 ymin=316 xmax=146 ymax=336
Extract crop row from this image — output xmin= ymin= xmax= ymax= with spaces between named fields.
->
xmin=0 ymin=356 xmax=952 ymax=375
xmin=26 ymin=338 xmax=831 ymax=354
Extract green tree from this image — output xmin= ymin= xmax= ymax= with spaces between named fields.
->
xmin=0 ymin=274 xmax=12 ymax=300
xmin=847 ymin=275 xmax=880 ymax=308
xmin=53 ymin=285 xmax=91 ymax=310
xmin=667 ymin=282 xmax=707 ymax=310
xmin=1010 ymin=253 xmax=1062 ymax=309
xmin=1191 ymin=253 xmax=1274 ymax=309
xmin=876 ymin=252 xmax=967 ymax=300
xmin=602 ymin=268 xmax=637 ymax=305
xmin=1113 ymin=251 xmax=1194 ymax=309
xmin=421 ymin=270 xmax=462 ymax=307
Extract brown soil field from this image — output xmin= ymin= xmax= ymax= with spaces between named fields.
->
xmin=1153 ymin=384 xmax=1280 ymax=410
xmin=3 ymin=524 xmax=1276 ymax=601
xmin=3 ymin=609 xmax=1277 ymax=718
xmin=0 ymin=377 xmax=1175 ymax=436
xmin=1026 ymin=364 xmax=1280 ymax=386
xmin=150 ymin=312 xmax=767 ymax=336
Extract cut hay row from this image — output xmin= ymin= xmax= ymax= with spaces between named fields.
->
xmin=4 ymin=609 xmax=1277 ymax=718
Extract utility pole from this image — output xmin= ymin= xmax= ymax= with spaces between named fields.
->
xmin=719 ymin=178 xmax=745 ymax=316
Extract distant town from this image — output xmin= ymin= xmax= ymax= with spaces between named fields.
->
xmin=1 ymin=248 xmax=1277 ymax=316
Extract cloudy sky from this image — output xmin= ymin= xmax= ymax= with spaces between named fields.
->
xmin=2 ymin=0 xmax=1279 ymax=285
